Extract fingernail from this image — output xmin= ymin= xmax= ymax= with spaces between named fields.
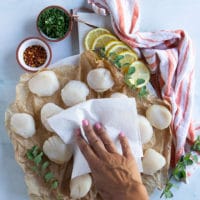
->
xmin=119 ymin=132 xmax=125 ymax=138
xmin=95 ymin=122 xmax=101 ymax=130
xmin=82 ymin=119 xmax=89 ymax=127
xmin=75 ymin=128 xmax=81 ymax=136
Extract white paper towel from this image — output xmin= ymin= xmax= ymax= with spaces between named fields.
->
xmin=48 ymin=98 xmax=143 ymax=178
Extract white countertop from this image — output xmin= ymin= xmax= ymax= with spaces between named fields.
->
xmin=0 ymin=0 xmax=200 ymax=199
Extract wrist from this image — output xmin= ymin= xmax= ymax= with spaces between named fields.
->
xmin=113 ymin=183 xmax=149 ymax=200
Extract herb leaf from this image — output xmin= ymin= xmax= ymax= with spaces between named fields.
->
xmin=138 ymin=86 xmax=148 ymax=98
xmin=45 ymin=172 xmax=54 ymax=182
xmin=160 ymin=181 xmax=174 ymax=199
xmin=191 ymin=136 xmax=200 ymax=152
xmin=42 ymin=161 xmax=50 ymax=171
xmin=127 ymin=66 xmax=135 ymax=75
xmin=32 ymin=145 xmax=39 ymax=157
xmin=136 ymin=78 xmax=145 ymax=86
xmin=34 ymin=152 xmax=43 ymax=166
xmin=51 ymin=180 xmax=59 ymax=189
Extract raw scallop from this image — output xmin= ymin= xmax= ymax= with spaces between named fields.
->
xmin=87 ymin=68 xmax=114 ymax=92
xmin=138 ymin=115 xmax=153 ymax=144
xmin=61 ymin=80 xmax=89 ymax=107
xmin=10 ymin=113 xmax=35 ymax=138
xmin=146 ymin=104 xmax=172 ymax=130
xmin=43 ymin=135 xmax=72 ymax=164
xmin=28 ymin=71 xmax=59 ymax=97
xmin=41 ymin=103 xmax=63 ymax=132
xmin=142 ymin=148 xmax=166 ymax=175
xmin=70 ymin=174 xmax=92 ymax=199
xmin=110 ymin=92 xmax=128 ymax=98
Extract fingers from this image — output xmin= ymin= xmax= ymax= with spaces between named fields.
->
xmin=75 ymin=129 xmax=98 ymax=165
xmin=119 ymin=132 xmax=133 ymax=159
xmin=94 ymin=123 xmax=117 ymax=154
xmin=82 ymin=120 xmax=107 ymax=158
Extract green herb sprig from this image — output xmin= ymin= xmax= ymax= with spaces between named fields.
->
xmin=160 ymin=140 xmax=199 ymax=199
xmin=108 ymin=52 xmax=125 ymax=68
xmin=95 ymin=47 xmax=149 ymax=98
xmin=124 ymin=67 xmax=148 ymax=98
xmin=191 ymin=136 xmax=200 ymax=152
xmin=26 ymin=145 xmax=59 ymax=190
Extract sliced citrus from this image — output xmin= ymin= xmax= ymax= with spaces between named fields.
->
xmin=91 ymin=34 xmax=118 ymax=50
xmin=84 ymin=28 xmax=110 ymax=50
xmin=110 ymin=51 xmax=138 ymax=69
xmin=125 ymin=61 xmax=150 ymax=88
xmin=106 ymin=43 xmax=132 ymax=56
xmin=105 ymin=41 xmax=126 ymax=54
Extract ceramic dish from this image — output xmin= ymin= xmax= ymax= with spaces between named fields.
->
xmin=36 ymin=5 xmax=73 ymax=42
xmin=16 ymin=37 xmax=52 ymax=72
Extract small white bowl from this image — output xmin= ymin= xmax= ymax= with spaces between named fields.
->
xmin=16 ymin=37 xmax=52 ymax=72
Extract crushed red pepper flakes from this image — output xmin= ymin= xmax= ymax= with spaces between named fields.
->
xmin=23 ymin=45 xmax=47 ymax=67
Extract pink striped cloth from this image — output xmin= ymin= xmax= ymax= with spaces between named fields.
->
xmin=88 ymin=0 xmax=200 ymax=164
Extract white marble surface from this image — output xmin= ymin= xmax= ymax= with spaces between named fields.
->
xmin=0 ymin=0 xmax=200 ymax=199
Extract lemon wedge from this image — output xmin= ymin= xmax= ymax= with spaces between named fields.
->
xmin=125 ymin=61 xmax=150 ymax=88
xmin=91 ymin=34 xmax=118 ymax=50
xmin=84 ymin=28 xmax=110 ymax=50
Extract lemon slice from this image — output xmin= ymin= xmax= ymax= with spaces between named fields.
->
xmin=91 ymin=34 xmax=118 ymax=50
xmin=105 ymin=41 xmax=126 ymax=54
xmin=110 ymin=51 xmax=138 ymax=69
xmin=106 ymin=43 xmax=132 ymax=56
xmin=84 ymin=28 xmax=110 ymax=50
xmin=125 ymin=61 xmax=150 ymax=88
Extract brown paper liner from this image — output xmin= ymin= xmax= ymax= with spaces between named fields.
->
xmin=5 ymin=50 xmax=172 ymax=199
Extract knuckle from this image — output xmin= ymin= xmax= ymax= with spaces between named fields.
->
xmin=85 ymin=126 xmax=95 ymax=137
xmin=104 ymin=142 xmax=113 ymax=150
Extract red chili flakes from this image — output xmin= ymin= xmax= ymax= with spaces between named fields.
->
xmin=23 ymin=45 xmax=47 ymax=67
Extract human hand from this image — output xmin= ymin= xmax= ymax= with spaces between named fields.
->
xmin=75 ymin=119 xmax=149 ymax=200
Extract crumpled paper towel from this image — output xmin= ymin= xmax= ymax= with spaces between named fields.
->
xmin=48 ymin=98 xmax=143 ymax=178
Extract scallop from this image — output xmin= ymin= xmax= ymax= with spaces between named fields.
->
xmin=142 ymin=148 xmax=166 ymax=175
xmin=28 ymin=71 xmax=59 ymax=97
xmin=70 ymin=174 xmax=92 ymax=199
xmin=110 ymin=92 xmax=128 ymax=98
xmin=138 ymin=115 xmax=153 ymax=144
xmin=41 ymin=103 xmax=63 ymax=132
xmin=61 ymin=80 xmax=89 ymax=107
xmin=87 ymin=68 xmax=114 ymax=92
xmin=43 ymin=135 xmax=72 ymax=164
xmin=146 ymin=104 xmax=172 ymax=130
xmin=10 ymin=113 xmax=35 ymax=138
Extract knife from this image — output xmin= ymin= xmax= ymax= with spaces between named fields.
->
xmin=70 ymin=9 xmax=80 ymax=55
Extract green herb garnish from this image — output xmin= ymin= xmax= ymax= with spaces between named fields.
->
xmin=191 ymin=136 xmax=200 ymax=152
xmin=160 ymin=181 xmax=174 ymax=199
xmin=94 ymin=47 xmax=106 ymax=58
xmin=138 ymin=86 xmax=148 ymax=98
xmin=136 ymin=78 xmax=145 ymax=86
xmin=108 ymin=52 xmax=124 ymax=68
xmin=160 ymin=140 xmax=200 ymax=199
xmin=26 ymin=145 xmax=59 ymax=191
xmin=37 ymin=7 xmax=70 ymax=39
xmin=127 ymin=66 xmax=135 ymax=75
xmin=94 ymin=48 xmax=149 ymax=98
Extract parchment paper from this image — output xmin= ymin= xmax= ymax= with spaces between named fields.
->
xmin=5 ymin=50 xmax=172 ymax=199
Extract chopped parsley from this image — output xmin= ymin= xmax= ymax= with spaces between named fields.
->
xmin=37 ymin=7 xmax=70 ymax=39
